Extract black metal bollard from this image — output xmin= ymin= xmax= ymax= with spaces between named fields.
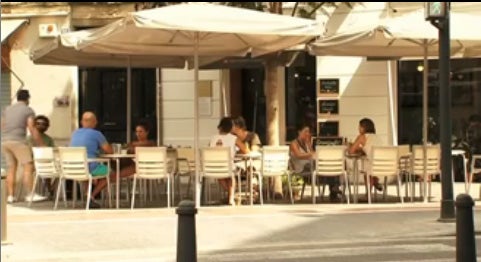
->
xmin=176 ymin=200 xmax=197 ymax=262
xmin=455 ymin=194 xmax=477 ymax=262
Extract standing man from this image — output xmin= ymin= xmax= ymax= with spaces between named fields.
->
xmin=1 ymin=89 xmax=47 ymax=203
xmin=70 ymin=111 xmax=113 ymax=208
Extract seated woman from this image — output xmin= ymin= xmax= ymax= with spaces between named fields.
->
xmin=209 ymin=117 xmax=245 ymax=205
xmin=348 ymin=118 xmax=383 ymax=192
xmin=231 ymin=116 xmax=262 ymax=200
xmin=290 ymin=123 xmax=341 ymax=201
xmin=90 ymin=121 xmax=156 ymax=201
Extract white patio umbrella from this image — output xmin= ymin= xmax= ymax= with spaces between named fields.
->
xmin=308 ymin=9 xmax=481 ymax=202
xmin=64 ymin=2 xmax=322 ymax=207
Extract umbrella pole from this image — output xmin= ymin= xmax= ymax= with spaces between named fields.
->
xmin=194 ymin=32 xmax=201 ymax=208
xmin=387 ymin=60 xmax=397 ymax=146
xmin=127 ymin=56 xmax=132 ymax=143
xmin=221 ymin=70 xmax=228 ymax=117
xmin=422 ymin=42 xmax=429 ymax=203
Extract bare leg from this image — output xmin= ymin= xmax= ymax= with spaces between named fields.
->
xmin=22 ymin=162 xmax=34 ymax=193
xmin=228 ymin=178 xmax=235 ymax=205
xmin=91 ymin=165 xmax=136 ymax=199
xmin=6 ymin=161 xmax=18 ymax=197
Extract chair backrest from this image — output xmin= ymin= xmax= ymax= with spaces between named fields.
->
xmin=314 ymin=145 xmax=346 ymax=177
xmin=32 ymin=147 xmax=58 ymax=177
xmin=370 ymin=146 xmax=399 ymax=177
xmin=176 ymin=147 xmax=195 ymax=174
xmin=200 ymin=147 xmax=233 ymax=179
xmin=261 ymin=146 xmax=290 ymax=177
xmin=58 ymin=147 xmax=89 ymax=179
xmin=412 ymin=145 xmax=440 ymax=174
xmin=135 ymin=147 xmax=170 ymax=178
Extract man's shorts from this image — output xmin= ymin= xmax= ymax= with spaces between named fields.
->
xmin=89 ymin=163 xmax=109 ymax=177
xmin=1 ymin=141 xmax=33 ymax=166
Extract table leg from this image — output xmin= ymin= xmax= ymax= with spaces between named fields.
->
xmin=250 ymin=157 xmax=253 ymax=206
xmin=353 ymin=159 xmax=358 ymax=204
xmin=116 ymin=158 xmax=120 ymax=209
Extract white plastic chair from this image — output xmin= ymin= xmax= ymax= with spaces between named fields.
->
xmin=200 ymin=147 xmax=240 ymax=206
xmin=367 ymin=146 xmax=403 ymax=204
xmin=55 ymin=147 xmax=112 ymax=210
xmin=131 ymin=147 xmax=173 ymax=209
xmin=411 ymin=145 xmax=440 ymax=202
xmin=312 ymin=145 xmax=350 ymax=204
xmin=259 ymin=146 xmax=293 ymax=205
xmin=29 ymin=147 xmax=66 ymax=207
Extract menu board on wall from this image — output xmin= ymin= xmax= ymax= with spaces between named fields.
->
xmin=319 ymin=78 xmax=339 ymax=95
xmin=318 ymin=99 xmax=339 ymax=115
xmin=318 ymin=121 xmax=339 ymax=137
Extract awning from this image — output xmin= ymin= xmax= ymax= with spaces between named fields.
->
xmin=1 ymin=19 xmax=27 ymax=43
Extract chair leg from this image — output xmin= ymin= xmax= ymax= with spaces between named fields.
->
xmin=259 ymin=174 xmax=264 ymax=205
xmin=54 ymin=178 xmax=63 ymax=210
xmin=321 ymin=184 xmax=326 ymax=202
xmin=86 ymin=179 xmax=92 ymax=210
xmin=131 ymin=177 xmax=137 ymax=210
xmin=106 ymin=176 xmax=112 ymax=208
xmin=312 ymin=172 xmax=316 ymax=204
xmin=73 ymin=182 xmax=77 ymax=208
xmin=397 ymin=174 xmax=404 ymax=203
xmin=28 ymin=175 xmax=39 ymax=207
xmin=237 ymin=172 xmax=241 ymax=205
xmin=171 ymin=174 xmax=175 ymax=207
xmin=383 ymin=177 xmax=387 ymax=201
xmin=167 ymin=177 xmax=171 ymax=208
xmin=367 ymin=174 xmax=372 ymax=204
xmin=62 ymin=180 xmax=67 ymax=208
xmin=300 ymin=182 xmax=306 ymax=201
xmin=344 ymin=173 xmax=350 ymax=204
xmin=287 ymin=173 xmax=294 ymax=205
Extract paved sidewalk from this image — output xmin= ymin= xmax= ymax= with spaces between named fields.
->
xmin=1 ymin=182 xmax=480 ymax=261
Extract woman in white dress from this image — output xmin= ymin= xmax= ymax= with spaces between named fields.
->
xmin=348 ymin=118 xmax=384 ymax=192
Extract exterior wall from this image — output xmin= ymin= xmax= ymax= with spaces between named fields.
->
xmin=315 ymin=2 xmax=392 ymax=144
xmin=7 ymin=15 xmax=76 ymax=146
xmin=160 ymin=69 xmax=223 ymax=147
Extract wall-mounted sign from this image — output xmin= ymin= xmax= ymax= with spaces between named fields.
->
xmin=318 ymin=99 xmax=339 ymax=115
xmin=318 ymin=121 xmax=339 ymax=137
xmin=318 ymin=78 xmax=339 ymax=95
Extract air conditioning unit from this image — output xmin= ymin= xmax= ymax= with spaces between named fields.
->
xmin=39 ymin=23 xmax=58 ymax=38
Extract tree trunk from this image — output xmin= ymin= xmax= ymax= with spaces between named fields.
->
xmin=265 ymin=59 xmax=280 ymax=146
xmin=265 ymin=59 xmax=284 ymax=195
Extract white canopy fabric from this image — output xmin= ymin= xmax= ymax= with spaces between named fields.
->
xmin=31 ymin=27 xmax=226 ymax=69
xmin=31 ymin=38 xmax=187 ymax=68
xmin=1 ymin=19 xmax=27 ymax=43
xmin=63 ymin=2 xmax=321 ymax=57
xmin=59 ymin=2 xmax=323 ymax=208
xmin=308 ymin=9 xmax=481 ymax=58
